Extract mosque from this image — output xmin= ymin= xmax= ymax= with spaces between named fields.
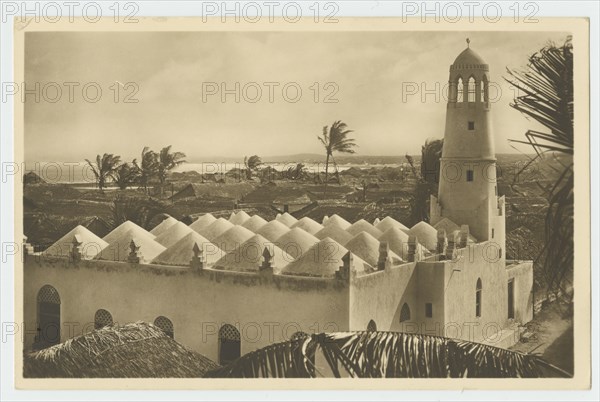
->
xmin=22 ymin=44 xmax=533 ymax=365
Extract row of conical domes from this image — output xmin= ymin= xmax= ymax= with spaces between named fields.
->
xmin=41 ymin=211 xmax=475 ymax=278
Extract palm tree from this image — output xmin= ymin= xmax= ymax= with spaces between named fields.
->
xmin=111 ymin=162 xmax=140 ymax=190
xmin=505 ymin=37 xmax=573 ymax=295
xmin=204 ymin=331 xmax=570 ymax=378
xmin=134 ymin=147 xmax=159 ymax=194
xmin=284 ymin=163 xmax=307 ymax=180
xmin=243 ymin=155 xmax=262 ymax=180
xmin=157 ymin=146 xmax=187 ymax=192
xmin=85 ymin=153 xmax=121 ymax=191
xmin=405 ymin=139 xmax=443 ymax=224
xmin=109 ymin=194 xmax=167 ymax=230
xmin=420 ymin=139 xmax=443 ymax=184
xmin=318 ymin=121 xmax=357 ymax=195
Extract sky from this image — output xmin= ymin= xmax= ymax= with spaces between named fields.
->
xmin=24 ymin=30 xmax=569 ymax=162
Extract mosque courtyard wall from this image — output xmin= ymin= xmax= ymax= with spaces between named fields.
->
xmin=23 ymin=256 xmax=350 ymax=363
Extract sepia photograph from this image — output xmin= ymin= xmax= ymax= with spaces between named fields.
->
xmin=7 ymin=13 xmax=591 ymax=392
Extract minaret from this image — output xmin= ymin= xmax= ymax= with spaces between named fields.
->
xmin=431 ymin=40 xmax=505 ymax=252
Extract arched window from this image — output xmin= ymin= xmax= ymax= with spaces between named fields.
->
xmin=467 ymin=77 xmax=476 ymax=102
xmin=367 ymin=320 xmax=377 ymax=332
xmin=219 ymin=324 xmax=241 ymax=365
xmin=94 ymin=309 xmax=113 ymax=330
xmin=36 ymin=285 xmax=61 ymax=349
xmin=154 ymin=316 xmax=174 ymax=339
xmin=476 ymin=278 xmax=482 ymax=317
xmin=399 ymin=303 xmax=411 ymax=323
xmin=456 ymin=77 xmax=464 ymax=102
xmin=482 ymin=75 xmax=489 ymax=102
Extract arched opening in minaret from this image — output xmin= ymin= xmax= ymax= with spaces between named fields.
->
xmin=476 ymin=278 xmax=482 ymax=317
xmin=467 ymin=76 xmax=476 ymax=102
xmin=482 ymin=75 xmax=489 ymax=102
xmin=456 ymin=77 xmax=464 ymax=102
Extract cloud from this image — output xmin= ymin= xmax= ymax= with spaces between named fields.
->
xmin=24 ymin=30 xmax=570 ymax=162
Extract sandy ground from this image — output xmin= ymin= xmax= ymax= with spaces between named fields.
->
xmin=510 ymin=299 xmax=574 ymax=375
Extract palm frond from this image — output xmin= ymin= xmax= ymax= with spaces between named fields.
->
xmin=204 ymin=331 xmax=571 ymax=378
xmin=505 ymin=36 xmax=573 ymax=295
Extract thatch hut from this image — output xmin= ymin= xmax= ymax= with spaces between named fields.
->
xmin=24 ymin=322 xmax=218 ymax=378
xmin=23 ymin=171 xmax=45 ymax=185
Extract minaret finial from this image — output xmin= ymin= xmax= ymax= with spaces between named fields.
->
xmin=466 ymin=38 xmax=470 ymax=48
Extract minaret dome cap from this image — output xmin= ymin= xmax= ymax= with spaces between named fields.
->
xmin=453 ymin=47 xmax=486 ymax=66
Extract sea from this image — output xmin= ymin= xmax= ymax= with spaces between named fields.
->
xmin=22 ymin=161 xmax=405 ymax=187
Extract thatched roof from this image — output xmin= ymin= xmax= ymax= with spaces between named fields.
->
xmin=170 ymin=182 xmax=254 ymax=200
xmin=23 ymin=171 xmax=46 ymax=185
xmin=24 ymin=322 xmax=218 ymax=378
xmin=273 ymin=193 xmax=312 ymax=206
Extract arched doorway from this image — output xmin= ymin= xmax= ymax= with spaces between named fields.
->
xmin=366 ymin=319 xmax=377 ymax=332
xmin=154 ymin=316 xmax=174 ymax=339
xmin=94 ymin=309 xmax=114 ymax=330
xmin=36 ymin=285 xmax=61 ymax=349
xmin=399 ymin=303 xmax=411 ymax=323
xmin=219 ymin=324 xmax=241 ymax=365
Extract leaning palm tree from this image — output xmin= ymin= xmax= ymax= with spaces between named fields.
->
xmin=157 ymin=146 xmax=187 ymax=193
xmin=505 ymin=36 xmax=573 ymax=296
xmin=85 ymin=153 xmax=121 ymax=191
xmin=134 ymin=147 xmax=159 ymax=194
xmin=110 ymin=162 xmax=140 ymax=190
xmin=204 ymin=331 xmax=570 ymax=378
xmin=243 ymin=155 xmax=262 ymax=180
xmin=318 ymin=121 xmax=357 ymax=195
